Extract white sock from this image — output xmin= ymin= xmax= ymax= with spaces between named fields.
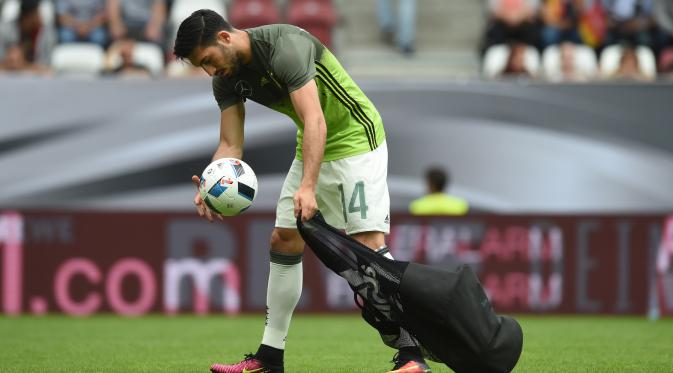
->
xmin=261 ymin=253 xmax=303 ymax=349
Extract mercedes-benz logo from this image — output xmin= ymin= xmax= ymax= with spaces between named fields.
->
xmin=235 ymin=80 xmax=253 ymax=97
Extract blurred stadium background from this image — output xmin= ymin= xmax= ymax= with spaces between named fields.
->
xmin=1 ymin=0 xmax=673 ymax=372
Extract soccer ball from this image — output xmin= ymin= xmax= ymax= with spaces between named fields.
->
xmin=199 ymin=158 xmax=258 ymax=216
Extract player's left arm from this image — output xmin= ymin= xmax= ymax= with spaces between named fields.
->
xmin=272 ymin=32 xmax=324 ymax=221
xmin=290 ymin=80 xmax=327 ymax=222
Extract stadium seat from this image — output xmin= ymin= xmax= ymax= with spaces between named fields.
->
xmin=599 ymin=44 xmax=657 ymax=79
xmin=38 ymin=0 xmax=54 ymax=27
xmin=107 ymin=42 xmax=166 ymax=77
xmin=169 ymin=0 xmax=228 ymax=47
xmin=286 ymin=0 xmax=338 ymax=48
xmin=51 ymin=43 xmax=105 ymax=76
xmin=132 ymin=43 xmax=165 ymax=76
xmin=0 ymin=0 xmax=55 ymax=26
xmin=0 ymin=0 xmax=19 ymax=24
xmin=228 ymin=0 xmax=280 ymax=29
xmin=542 ymin=44 xmax=598 ymax=81
xmin=166 ymin=58 xmax=209 ymax=77
xmin=482 ymin=44 xmax=540 ymax=78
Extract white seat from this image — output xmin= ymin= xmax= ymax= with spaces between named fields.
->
xmin=166 ymin=58 xmax=190 ymax=77
xmin=169 ymin=0 xmax=227 ymax=38
xmin=107 ymin=42 xmax=164 ymax=76
xmin=132 ymin=42 xmax=165 ymax=76
xmin=0 ymin=0 xmax=19 ymax=24
xmin=51 ymin=43 xmax=105 ymax=76
xmin=106 ymin=42 xmax=166 ymax=76
xmin=600 ymin=44 xmax=657 ymax=79
xmin=38 ymin=0 xmax=55 ymax=27
xmin=0 ymin=0 xmax=54 ymax=26
xmin=170 ymin=0 xmax=227 ymax=25
xmin=166 ymin=58 xmax=208 ymax=78
xmin=482 ymin=45 xmax=509 ymax=78
xmin=575 ymin=45 xmax=599 ymax=74
xmin=482 ymin=44 xmax=540 ymax=78
xmin=542 ymin=44 xmax=598 ymax=81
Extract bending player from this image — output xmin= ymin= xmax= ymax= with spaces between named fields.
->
xmin=173 ymin=9 xmax=430 ymax=373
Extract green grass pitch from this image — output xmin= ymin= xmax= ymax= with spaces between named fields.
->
xmin=1 ymin=314 xmax=672 ymax=372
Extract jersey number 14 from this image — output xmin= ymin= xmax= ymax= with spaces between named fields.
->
xmin=339 ymin=181 xmax=368 ymax=221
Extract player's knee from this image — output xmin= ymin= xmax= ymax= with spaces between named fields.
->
xmin=270 ymin=228 xmax=304 ymax=255
xmin=351 ymin=231 xmax=386 ymax=250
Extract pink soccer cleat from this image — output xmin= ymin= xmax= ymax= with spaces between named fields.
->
xmin=210 ymin=354 xmax=276 ymax=373
xmin=386 ymin=352 xmax=431 ymax=373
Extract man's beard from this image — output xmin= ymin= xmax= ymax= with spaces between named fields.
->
xmin=221 ymin=44 xmax=242 ymax=76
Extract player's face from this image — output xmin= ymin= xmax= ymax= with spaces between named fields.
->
xmin=190 ymin=34 xmax=241 ymax=77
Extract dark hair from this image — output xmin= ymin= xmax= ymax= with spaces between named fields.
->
xmin=174 ymin=9 xmax=233 ymax=60
xmin=426 ymin=167 xmax=448 ymax=193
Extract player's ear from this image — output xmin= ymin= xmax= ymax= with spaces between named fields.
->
xmin=216 ymin=30 xmax=232 ymax=44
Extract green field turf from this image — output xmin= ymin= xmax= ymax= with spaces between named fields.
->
xmin=1 ymin=314 xmax=672 ymax=372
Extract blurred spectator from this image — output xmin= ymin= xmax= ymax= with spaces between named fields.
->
xmin=654 ymin=0 xmax=673 ymax=51
xmin=501 ymin=42 xmax=534 ymax=76
xmin=103 ymin=39 xmax=152 ymax=78
xmin=0 ymin=43 xmax=50 ymax=74
xmin=576 ymin=0 xmax=608 ymax=48
xmin=409 ymin=167 xmax=469 ymax=216
xmin=0 ymin=0 xmax=56 ymax=70
xmin=56 ymin=0 xmax=107 ymax=45
xmin=482 ymin=0 xmax=540 ymax=54
xmin=107 ymin=0 xmax=166 ymax=44
xmin=377 ymin=0 xmax=417 ymax=55
xmin=611 ymin=44 xmax=650 ymax=80
xmin=0 ymin=45 xmax=27 ymax=71
xmin=540 ymin=0 xmax=583 ymax=48
xmin=544 ymin=41 xmax=596 ymax=80
xmin=559 ymin=42 xmax=597 ymax=78
xmin=658 ymin=47 xmax=673 ymax=78
xmin=559 ymin=41 xmax=580 ymax=78
xmin=603 ymin=0 xmax=656 ymax=48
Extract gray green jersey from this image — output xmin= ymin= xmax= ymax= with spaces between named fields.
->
xmin=212 ymin=24 xmax=385 ymax=161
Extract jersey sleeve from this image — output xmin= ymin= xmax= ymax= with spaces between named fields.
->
xmin=270 ymin=34 xmax=317 ymax=93
xmin=212 ymin=76 xmax=242 ymax=111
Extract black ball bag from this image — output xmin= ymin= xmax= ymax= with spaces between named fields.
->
xmin=297 ymin=213 xmax=523 ymax=373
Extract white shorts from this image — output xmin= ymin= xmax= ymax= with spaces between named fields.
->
xmin=275 ymin=141 xmax=390 ymax=235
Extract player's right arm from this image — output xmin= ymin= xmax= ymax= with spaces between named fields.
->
xmin=212 ymin=101 xmax=245 ymax=160
xmin=192 ymin=101 xmax=246 ymax=222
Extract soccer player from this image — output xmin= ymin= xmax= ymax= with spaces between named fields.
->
xmin=173 ymin=10 xmax=430 ymax=373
